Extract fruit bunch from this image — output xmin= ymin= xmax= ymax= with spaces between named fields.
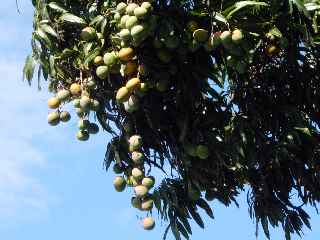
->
xmin=112 ymin=134 xmax=156 ymax=229
xmin=114 ymin=2 xmax=156 ymax=47
xmin=47 ymin=81 xmax=100 ymax=141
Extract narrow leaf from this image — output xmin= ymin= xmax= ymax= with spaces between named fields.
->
xmin=84 ymin=47 xmax=100 ymax=66
xmin=188 ymin=207 xmax=205 ymax=228
xmin=290 ymin=0 xmax=311 ymax=18
xmin=23 ymin=54 xmax=36 ymax=83
xmin=196 ymin=199 xmax=214 ymax=219
xmin=225 ymin=1 xmax=269 ymax=18
xmin=261 ymin=217 xmax=270 ymax=239
xmin=177 ymin=221 xmax=190 ymax=240
xmin=59 ymin=13 xmax=87 ymax=25
xmin=40 ymin=24 xmax=58 ymax=38
xmin=90 ymin=15 xmax=104 ymax=26
xmin=34 ymin=28 xmax=52 ymax=47
xmin=171 ymin=223 xmax=181 ymax=240
xmin=47 ymin=2 xmax=68 ymax=13
xmin=177 ymin=215 xmax=192 ymax=234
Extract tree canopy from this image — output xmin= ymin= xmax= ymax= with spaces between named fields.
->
xmin=24 ymin=0 xmax=320 ymax=239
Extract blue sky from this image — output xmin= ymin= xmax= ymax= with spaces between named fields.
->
xmin=0 ymin=1 xmax=319 ymax=240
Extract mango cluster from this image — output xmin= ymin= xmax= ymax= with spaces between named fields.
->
xmin=47 ymin=80 xmax=100 ymax=141
xmin=112 ymin=134 xmax=156 ymax=230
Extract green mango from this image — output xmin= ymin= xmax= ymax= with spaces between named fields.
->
xmin=56 ymin=89 xmax=71 ymax=101
xmin=119 ymin=15 xmax=130 ymax=28
xmin=113 ymin=176 xmax=126 ymax=192
xmin=116 ymin=2 xmax=127 ymax=14
xmin=134 ymin=6 xmax=148 ymax=19
xmin=59 ymin=111 xmax=71 ymax=122
xmin=125 ymin=16 xmax=138 ymax=30
xmin=125 ymin=3 xmax=138 ymax=15
xmin=193 ymin=28 xmax=209 ymax=43
xmin=76 ymin=130 xmax=90 ymax=141
xmin=141 ymin=2 xmax=153 ymax=12
xmin=103 ymin=52 xmax=118 ymax=66
xmin=119 ymin=28 xmax=131 ymax=41
xmin=96 ymin=65 xmax=109 ymax=79
xmin=80 ymin=27 xmax=96 ymax=41
xmin=196 ymin=145 xmax=209 ymax=159
xmin=47 ymin=112 xmax=60 ymax=126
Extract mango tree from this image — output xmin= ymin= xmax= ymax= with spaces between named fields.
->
xmin=24 ymin=0 xmax=320 ymax=239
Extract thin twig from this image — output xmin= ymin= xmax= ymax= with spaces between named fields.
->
xmin=16 ymin=0 xmax=21 ymax=14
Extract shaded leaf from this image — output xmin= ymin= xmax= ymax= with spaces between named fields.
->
xmin=196 ymin=198 xmax=214 ymax=219
xmin=188 ymin=207 xmax=204 ymax=228
xmin=177 ymin=221 xmax=190 ymax=240
xmin=177 ymin=215 xmax=192 ymax=235
xmin=104 ymin=142 xmax=114 ymax=172
xmin=261 ymin=216 xmax=270 ymax=239
xmin=171 ymin=223 xmax=181 ymax=240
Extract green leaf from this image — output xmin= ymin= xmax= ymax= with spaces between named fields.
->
xmin=294 ymin=127 xmax=311 ymax=136
xmin=84 ymin=47 xmax=101 ymax=67
xmin=59 ymin=48 xmax=79 ymax=59
xmin=49 ymin=55 xmax=56 ymax=77
xmin=177 ymin=215 xmax=192 ymax=234
xmin=104 ymin=142 xmax=115 ymax=172
xmin=196 ymin=199 xmax=214 ymax=219
xmin=261 ymin=216 xmax=270 ymax=239
xmin=40 ymin=24 xmax=58 ymax=38
xmin=268 ymin=26 xmax=283 ymax=38
xmin=47 ymin=2 xmax=67 ymax=13
xmin=90 ymin=15 xmax=104 ymax=26
xmin=100 ymin=18 xmax=108 ymax=35
xmin=34 ymin=28 xmax=52 ymax=47
xmin=59 ymin=13 xmax=87 ymax=25
xmin=297 ymin=209 xmax=311 ymax=229
xmin=23 ymin=54 xmax=36 ymax=84
xmin=177 ymin=221 xmax=190 ymax=240
xmin=188 ymin=207 xmax=204 ymax=228
xmin=290 ymin=0 xmax=311 ymax=18
xmin=305 ymin=3 xmax=320 ymax=11
xmin=153 ymin=191 xmax=162 ymax=213
xmin=83 ymin=42 xmax=94 ymax=56
xmin=162 ymin=224 xmax=171 ymax=240
xmin=171 ymin=223 xmax=181 ymax=240
xmin=214 ymin=12 xmax=228 ymax=24
xmin=224 ymin=1 xmax=269 ymax=19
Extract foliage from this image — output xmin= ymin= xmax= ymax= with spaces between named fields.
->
xmin=24 ymin=0 xmax=320 ymax=239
